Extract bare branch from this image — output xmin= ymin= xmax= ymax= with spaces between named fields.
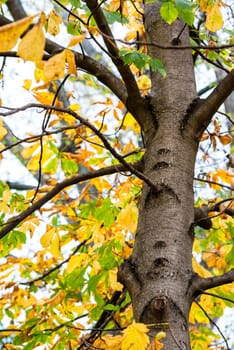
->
xmin=191 ymin=268 xmax=234 ymax=296
xmin=191 ymin=69 xmax=234 ymax=136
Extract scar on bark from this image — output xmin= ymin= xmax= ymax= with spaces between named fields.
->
xmin=154 ymin=240 xmax=167 ymax=248
xmin=153 ymin=161 xmax=172 ymax=170
xmin=157 ymin=148 xmax=171 ymax=155
xmin=144 ymin=185 xmax=180 ymax=209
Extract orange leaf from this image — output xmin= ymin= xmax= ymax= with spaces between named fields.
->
xmin=68 ymin=34 xmax=86 ymax=47
xmin=218 ymin=134 xmax=233 ymax=145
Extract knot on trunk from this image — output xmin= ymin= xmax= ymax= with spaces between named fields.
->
xmin=150 ymin=296 xmax=167 ymax=313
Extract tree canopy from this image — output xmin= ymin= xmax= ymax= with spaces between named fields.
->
xmin=0 ymin=0 xmax=233 ymax=349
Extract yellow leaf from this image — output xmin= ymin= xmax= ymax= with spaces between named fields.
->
xmin=94 ymin=334 xmax=122 ymax=350
xmin=205 ymin=1 xmax=224 ymax=32
xmin=116 ymin=204 xmax=138 ymax=233
xmin=40 ymin=226 xmax=55 ymax=248
xmin=192 ymin=257 xmax=212 ymax=277
xmin=50 ymin=231 xmax=61 ymax=258
xmin=21 ymin=143 xmax=39 ymax=159
xmin=17 ymin=20 xmax=45 ymax=62
xmin=23 ymin=79 xmax=32 ymax=90
xmin=199 ymin=0 xmax=208 ymax=12
xmin=137 ymin=75 xmax=151 ymax=91
xmin=0 ymin=119 xmax=7 ymax=141
xmin=68 ymin=34 xmax=86 ymax=47
xmin=124 ymin=112 xmax=141 ymax=133
xmin=154 ymin=331 xmax=166 ymax=350
xmin=121 ymin=323 xmax=149 ymax=350
xmin=32 ymin=90 xmax=63 ymax=106
xmin=0 ymin=15 xmax=35 ymax=51
xmin=109 ymin=268 xmax=123 ymax=291
xmin=47 ymin=9 xmax=62 ymax=36
xmin=65 ymin=49 xmax=77 ymax=76
xmin=43 ymin=50 xmax=66 ymax=81
xmin=66 ymin=253 xmax=89 ymax=274
xmin=69 ymin=103 xmax=80 ymax=111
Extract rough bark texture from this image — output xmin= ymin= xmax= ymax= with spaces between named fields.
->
xmin=118 ymin=4 xmax=199 ymax=349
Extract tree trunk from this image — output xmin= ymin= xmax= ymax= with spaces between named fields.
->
xmin=118 ymin=4 xmax=198 ymax=349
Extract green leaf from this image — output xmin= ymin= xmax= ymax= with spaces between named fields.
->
xmin=14 ymin=230 xmax=27 ymax=244
xmin=69 ymin=0 xmax=80 ymax=7
xmin=67 ymin=21 xmax=82 ymax=35
xmin=119 ymin=50 xmax=149 ymax=70
xmin=44 ymin=157 xmax=58 ymax=173
xmin=61 ymin=157 xmax=78 ymax=175
xmin=94 ymin=197 xmax=119 ymax=227
xmin=88 ymin=272 xmax=104 ymax=292
xmin=103 ymin=9 xmax=128 ymax=24
xmin=150 ymin=58 xmax=166 ymax=77
xmin=175 ymin=0 xmax=195 ymax=26
xmin=5 ymin=308 xmax=14 ymax=319
xmin=103 ymin=303 xmax=118 ymax=311
xmin=160 ymin=2 xmax=178 ymax=24
xmin=65 ymin=267 xmax=87 ymax=289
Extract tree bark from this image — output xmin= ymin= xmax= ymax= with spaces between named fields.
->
xmin=118 ymin=4 xmax=199 ymax=349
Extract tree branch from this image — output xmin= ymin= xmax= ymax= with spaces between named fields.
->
xmin=1 ymin=103 xmax=157 ymax=188
xmin=191 ymin=69 xmax=234 ymax=136
xmin=191 ymin=268 xmax=234 ymax=296
xmin=4 ymin=0 xmax=153 ymax=133
xmin=0 ymin=14 xmax=127 ymax=104
xmin=0 ymin=160 xmax=143 ymax=240
xmin=53 ymin=0 xmax=153 ymax=133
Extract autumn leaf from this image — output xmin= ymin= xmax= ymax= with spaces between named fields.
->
xmin=43 ymin=50 xmax=66 ymax=81
xmin=65 ymin=49 xmax=77 ymax=76
xmin=154 ymin=331 xmax=166 ymax=350
xmin=0 ymin=15 xmax=35 ymax=51
xmin=121 ymin=323 xmax=149 ymax=350
xmin=68 ymin=33 xmax=86 ymax=47
xmin=0 ymin=119 xmax=7 ymax=140
xmin=46 ymin=9 xmax=62 ymax=36
xmin=218 ymin=134 xmax=233 ymax=145
xmin=205 ymin=1 xmax=224 ymax=32
xmin=17 ymin=19 xmax=45 ymax=62
xmin=116 ymin=203 xmax=138 ymax=233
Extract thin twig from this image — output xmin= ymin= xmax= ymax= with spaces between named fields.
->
xmin=194 ymin=177 xmax=234 ymax=191
xmin=20 ymin=239 xmax=88 ymax=285
xmin=199 ymin=291 xmax=234 ymax=305
xmin=194 ymin=300 xmax=231 ymax=350
xmin=0 ymin=103 xmax=157 ymax=190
